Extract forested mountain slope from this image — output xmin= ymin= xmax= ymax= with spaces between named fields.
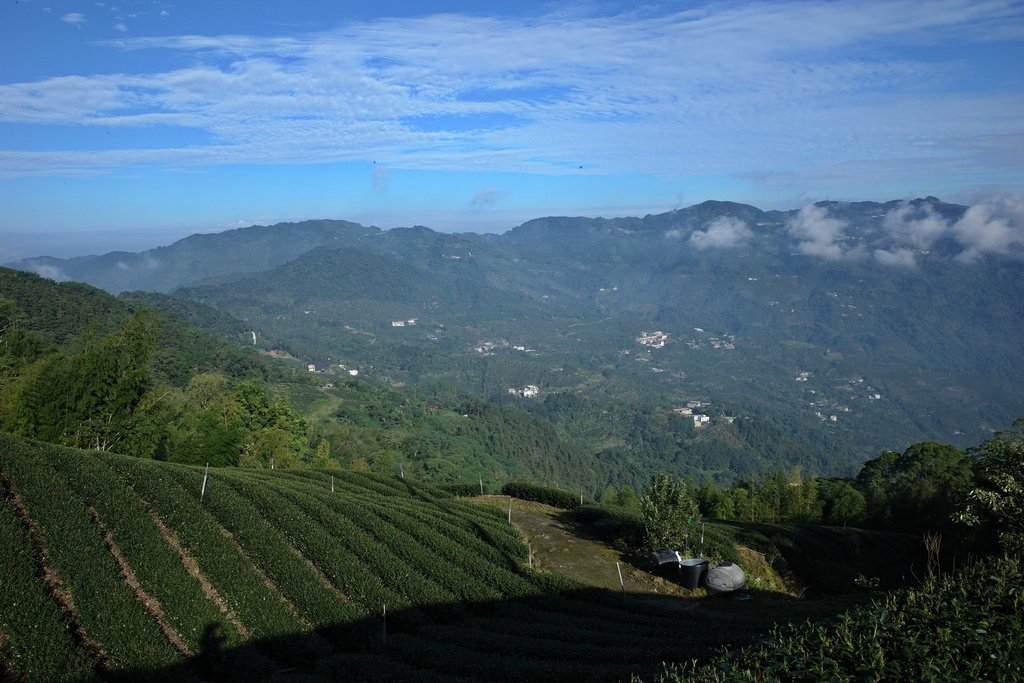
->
xmin=6 ymin=198 xmax=1023 ymax=477
xmin=5 ymin=219 xmax=379 ymax=294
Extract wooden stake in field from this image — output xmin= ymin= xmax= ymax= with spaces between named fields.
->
xmin=400 ymin=464 xmax=404 ymax=479
xmin=507 ymin=498 xmax=512 ymax=523
xmin=200 ymin=463 xmax=209 ymax=500
xmin=380 ymin=603 xmax=387 ymax=645
xmin=479 ymin=474 xmax=484 ymax=495
xmin=616 ymin=561 xmax=625 ymax=597
xmin=331 ymin=475 xmax=335 ymax=493
xmin=528 ymin=543 xmax=533 ymax=569
xmin=580 ymin=487 xmax=584 ymax=505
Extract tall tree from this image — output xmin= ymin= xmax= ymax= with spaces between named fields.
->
xmin=957 ymin=421 xmax=1024 ymax=557
xmin=858 ymin=442 xmax=972 ymax=532
xmin=639 ymin=474 xmax=701 ymax=551
xmin=1 ymin=311 xmax=157 ymax=452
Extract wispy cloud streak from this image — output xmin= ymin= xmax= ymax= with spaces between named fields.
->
xmin=0 ymin=0 xmax=1022 ymax=186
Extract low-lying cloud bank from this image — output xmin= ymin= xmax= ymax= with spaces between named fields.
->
xmin=787 ymin=204 xmax=864 ymax=262
xmin=951 ymin=194 xmax=1024 ymax=263
xmin=676 ymin=192 xmax=1023 ymax=268
xmin=689 ymin=216 xmax=753 ymax=250
xmin=790 ymin=193 xmax=1024 ymax=267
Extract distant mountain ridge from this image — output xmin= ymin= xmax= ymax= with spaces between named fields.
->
xmin=6 ymin=219 xmax=379 ymax=294
xmin=6 ymin=197 xmax=1022 ymax=478
xmin=5 ymin=198 xmax=972 ymax=296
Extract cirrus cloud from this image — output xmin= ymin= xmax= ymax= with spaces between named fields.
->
xmin=0 ymin=0 xmax=1021 ymax=193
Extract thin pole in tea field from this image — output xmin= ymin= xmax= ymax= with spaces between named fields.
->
xmin=200 ymin=463 xmax=209 ymax=500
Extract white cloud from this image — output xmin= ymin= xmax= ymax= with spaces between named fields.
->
xmin=787 ymin=204 xmax=851 ymax=261
xmin=952 ymin=192 xmax=1024 ymax=262
xmin=1 ymin=1 xmax=1022 ymax=185
xmin=665 ymin=228 xmax=683 ymax=239
xmin=25 ymin=262 xmax=69 ymax=282
xmin=113 ymin=22 xmax=128 ymax=32
xmin=472 ymin=187 xmax=500 ymax=206
xmin=689 ymin=216 xmax=753 ymax=250
xmin=160 ymin=10 xmax=169 ymax=18
xmin=882 ymin=201 xmax=948 ymax=248
xmin=874 ymin=247 xmax=918 ymax=268
xmin=61 ymin=12 xmax=86 ymax=26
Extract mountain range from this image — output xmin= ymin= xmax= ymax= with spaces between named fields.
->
xmin=8 ymin=197 xmax=1023 ymax=479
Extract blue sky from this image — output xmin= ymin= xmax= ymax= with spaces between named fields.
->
xmin=1 ymin=0 xmax=1023 ymax=259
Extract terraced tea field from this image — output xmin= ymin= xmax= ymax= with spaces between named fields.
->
xmin=1 ymin=433 xmax=835 ymax=681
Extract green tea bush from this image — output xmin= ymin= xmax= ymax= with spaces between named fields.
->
xmin=652 ymin=558 xmax=1024 ymax=682
xmin=502 ymin=481 xmax=583 ymax=509
xmin=0 ymin=488 xmax=96 ymax=681
xmin=437 ymin=483 xmax=480 ymax=497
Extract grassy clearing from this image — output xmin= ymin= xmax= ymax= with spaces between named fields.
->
xmin=471 ymin=496 xmax=872 ymax=634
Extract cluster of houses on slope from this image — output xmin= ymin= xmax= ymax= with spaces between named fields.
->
xmin=508 ymin=385 xmax=540 ymax=398
xmin=684 ymin=330 xmax=736 ymax=350
xmin=306 ymin=359 xmax=359 ymax=376
xmin=799 ymin=376 xmax=883 ymax=423
xmin=475 ymin=340 xmax=533 ymax=355
xmin=631 ymin=327 xmax=738 ymax=354
xmin=636 ymin=331 xmax=670 ymax=348
xmin=391 ymin=318 xmax=418 ymax=327
xmin=670 ymin=401 xmax=730 ymax=428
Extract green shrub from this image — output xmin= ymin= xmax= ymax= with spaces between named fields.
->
xmin=651 ymin=557 xmax=1024 ymax=682
xmin=438 ymin=483 xmax=480 ymax=497
xmin=501 ymin=481 xmax=583 ymax=509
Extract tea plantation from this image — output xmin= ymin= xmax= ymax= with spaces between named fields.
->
xmin=1 ymin=433 xmax=775 ymax=682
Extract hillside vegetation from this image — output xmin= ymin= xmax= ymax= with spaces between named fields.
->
xmin=1 ymin=433 xmax=808 ymax=682
xmin=10 ymin=198 xmax=1021 ymax=480
xmin=649 ymin=557 xmax=1024 ymax=682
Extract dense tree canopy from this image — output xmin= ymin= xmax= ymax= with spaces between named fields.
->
xmin=640 ymin=474 xmax=701 ymax=551
xmin=857 ymin=441 xmax=972 ymax=532
xmin=957 ymin=422 xmax=1024 ymax=556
